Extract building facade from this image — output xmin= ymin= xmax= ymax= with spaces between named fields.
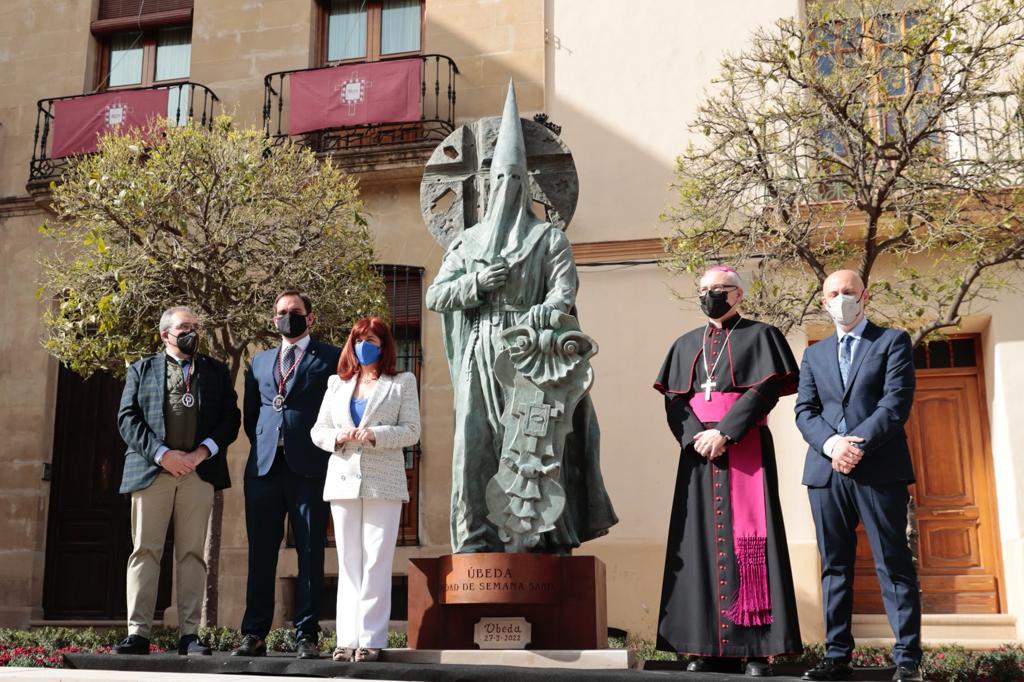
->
xmin=1 ymin=0 xmax=1023 ymax=646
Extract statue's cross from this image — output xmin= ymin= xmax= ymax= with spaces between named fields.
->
xmin=420 ymin=117 xmax=579 ymax=248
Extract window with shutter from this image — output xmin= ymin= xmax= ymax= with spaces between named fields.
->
xmin=93 ymin=0 xmax=192 ymax=91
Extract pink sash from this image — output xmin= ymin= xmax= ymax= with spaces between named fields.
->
xmin=689 ymin=391 xmax=773 ymax=627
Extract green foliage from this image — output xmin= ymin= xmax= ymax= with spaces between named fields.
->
xmin=198 ymin=625 xmax=243 ymax=652
xmin=38 ymin=115 xmax=387 ymax=380
xmin=662 ymin=0 xmax=1024 ymax=347
xmin=388 ymin=630 xmax=409 ymax=649
xmin=2 ymin=627 xmax=1022 ymax=678
xmin=264 ymin=627 xmax=297 ymax=652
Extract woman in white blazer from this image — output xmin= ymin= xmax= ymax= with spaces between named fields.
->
xmin=310 ymin=317 xmax=420 ymax=662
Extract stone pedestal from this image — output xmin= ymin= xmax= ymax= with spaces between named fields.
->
xmin=407 ymin=552 xmax=607 ymax=649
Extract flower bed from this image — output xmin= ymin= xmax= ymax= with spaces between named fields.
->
xmin=2 ymin=627 xmax=1021 ymax=679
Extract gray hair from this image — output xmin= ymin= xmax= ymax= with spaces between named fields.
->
xmin=699 ymin=267 xmax=743 ymax=289
xmin=159 ymin=306 xmax=196 ymax=333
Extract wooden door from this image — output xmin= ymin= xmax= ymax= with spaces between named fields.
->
xmin=853 ymin=336 xmax=1004 ymax=614
xmin=43 ymin=365 xmax=172 ymax=620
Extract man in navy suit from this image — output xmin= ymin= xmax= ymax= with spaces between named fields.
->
xmin=233 ymin=291 xmax=341 ymax=659
xmin=795 ymin=270 xmax=922 ymax=682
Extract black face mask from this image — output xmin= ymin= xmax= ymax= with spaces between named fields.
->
xmin=699 ymin=290 xmax=733 ymax=319
xmin=276 ymin=312 xmax=308 ymax=338
xmin=174 ymin=330 xmax=200 ymax=356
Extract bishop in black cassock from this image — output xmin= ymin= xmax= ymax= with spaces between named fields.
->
xmin=653 ymin=266 xmax=801 ymax=674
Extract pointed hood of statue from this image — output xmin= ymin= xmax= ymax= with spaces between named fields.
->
xmin=491 ymin=79 xmax=528 ymax=176
xmin=461 ymin=80 xmax=550 ymax=270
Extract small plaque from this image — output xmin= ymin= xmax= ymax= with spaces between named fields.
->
xmin=473 ymin=617 xmax=531 ymax=649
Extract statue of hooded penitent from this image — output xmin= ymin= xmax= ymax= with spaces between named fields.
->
xmin=425 ymin=82 xmax=618 ymax=554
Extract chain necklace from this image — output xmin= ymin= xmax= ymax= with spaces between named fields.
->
xmin=699 ymin=317 xmax=740 ymax=401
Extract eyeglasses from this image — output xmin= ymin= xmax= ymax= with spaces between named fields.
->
xmin=698 ymin=284 xmax=738 ymax=295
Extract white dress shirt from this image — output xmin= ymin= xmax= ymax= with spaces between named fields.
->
xmin=823 ymin=316 xmax=869 ymax=458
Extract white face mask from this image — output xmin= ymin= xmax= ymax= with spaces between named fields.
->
xmin=826 ymin=293 xmax=863 ymax=326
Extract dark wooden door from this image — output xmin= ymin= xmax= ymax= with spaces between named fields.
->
xmin=853 ymin=336 xmax=1004 ymax=614
xmin=43 ymin=365 xmax=172 ymax=620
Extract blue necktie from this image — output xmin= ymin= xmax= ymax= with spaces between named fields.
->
xmin=838 ymin=335 xmax=853 ymax=434
xmin=839 ymin=334 xmax=853 ymax=387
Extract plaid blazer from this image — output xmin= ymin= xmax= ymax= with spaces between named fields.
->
xmin=117 ymin=352 xmax=241 ymax=494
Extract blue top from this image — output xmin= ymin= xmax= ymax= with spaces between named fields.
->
xmin=350 ymin=396 xmax=368 ymax=426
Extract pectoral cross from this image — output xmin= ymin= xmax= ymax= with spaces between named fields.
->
xmin=702 ymin=378 xmax=716 ymax=401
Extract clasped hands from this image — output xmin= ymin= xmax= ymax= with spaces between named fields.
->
xmin=160 ymin=445 xmax=210 ymax=477
xmin=335 ymin=426 xmax=376 ymax=447
xmin=832 ymin=436 xmax=865 ymax=474
xmin=476 ymin=262 xmax=508 ymax=292
xmin=476 ymin=263 xmax=554 ymax=328
xmin=692 ymin=429 xmax=729 ymax=460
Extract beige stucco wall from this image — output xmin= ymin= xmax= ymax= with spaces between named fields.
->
xmin=543 ymin=0 xmax=824 ymax=641
xmin=983 ymin=295 xmax=1024 ymax=639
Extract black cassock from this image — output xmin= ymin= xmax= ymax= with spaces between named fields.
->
xmin=653 ymin=315 xmax=802 ymax=658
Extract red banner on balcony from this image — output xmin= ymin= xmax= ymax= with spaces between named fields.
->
xmin=288 ymin=58 xmax=422 ymax=135
xmin=51 ymin=89 xmax=168 ymax=158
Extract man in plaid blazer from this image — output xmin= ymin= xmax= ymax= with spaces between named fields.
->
xmin=114 ymin=306 xmax=240 ymax=656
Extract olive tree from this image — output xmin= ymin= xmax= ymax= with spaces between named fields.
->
xmin=664 ymin=0 xmax=1024 ymax=345
xmin=38 ymin=116 xmax=387 ymax=623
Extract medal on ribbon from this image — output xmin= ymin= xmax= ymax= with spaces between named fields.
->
xmin=181 ymin=360 xmax=196 ymax=408
xmin=272 ymin=345 xmax=304 ymax=412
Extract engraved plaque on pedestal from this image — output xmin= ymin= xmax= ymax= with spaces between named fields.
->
xmin=440 ymin=553 xmax=560 ymax=605
xmin=408 ymin=553 xmax=607 ymax=650
xmin=473 ymin=617 xmax=532 ymax=649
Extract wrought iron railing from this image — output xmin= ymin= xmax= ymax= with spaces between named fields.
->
xmin=262 ymin=54 xmax=459 ymax=153
xmin=29 ymin=82 xmax=219 ymax=184
xmin=735 ymin=91 xmax=1024 ymax=204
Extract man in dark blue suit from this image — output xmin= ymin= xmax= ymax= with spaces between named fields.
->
xmin=233 ymin=290 xmax=341 ymax=659
xmin=795 ymin=270 xmax=922 ymax=682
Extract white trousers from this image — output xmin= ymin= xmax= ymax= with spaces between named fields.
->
xmin=330 ymin=497 xmax=403 ymax=648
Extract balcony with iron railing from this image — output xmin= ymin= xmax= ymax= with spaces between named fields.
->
xmin=262 ymin=54 xmax=458 ymax=175
xmin=797 ymin=91 xmax=1024 ymax=203
xmin=28 ymin=82 xmax=219 ymax=187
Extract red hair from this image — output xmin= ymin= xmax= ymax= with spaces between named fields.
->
xmin=337 ymin=316 xmax=398 ymax=379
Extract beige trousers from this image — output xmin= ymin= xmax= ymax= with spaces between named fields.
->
xmin=126 ymin=471 xmax=214 ymax=637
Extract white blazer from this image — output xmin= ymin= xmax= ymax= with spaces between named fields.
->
xmin=311 ymin=372 xmax=420 ymax=502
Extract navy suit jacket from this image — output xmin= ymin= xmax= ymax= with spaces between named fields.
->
xmin=795 ymin=321 xmax=917 ymax=487
xmin=117 ymin=352 xmax=241 ymax=494
xmin=243 ymin=337 xmax=341 ymax=479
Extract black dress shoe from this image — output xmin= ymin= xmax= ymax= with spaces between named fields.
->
xmin=113 ymin=634 xmax=150 ymax=655
xmin=178 ymin=634 xmax=212 ymax=656
xmin=802 ymin=659 xmax=854 ymax=680
xmin=892 ymin=664 xmax=923 ymax=682
xmin=231 ymin=634 xmax=267 ymax=657
xmin=746 ymin=658 xmax=773 ymax=677
xmin=686 ymin=656 xmax=712 ymax=672
xmin=296 ymin=637 xmax=321 ymax=659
